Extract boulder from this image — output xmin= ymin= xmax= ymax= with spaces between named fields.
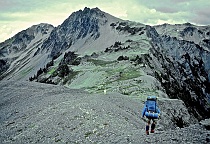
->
xmin=157 ymin=98 xmax=197 ymax=130
xmin=199 ymin=119 xmax=210 ymax=130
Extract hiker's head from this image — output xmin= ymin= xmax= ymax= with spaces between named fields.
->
xmin=147 ymin=96 xmax=157 ymax=101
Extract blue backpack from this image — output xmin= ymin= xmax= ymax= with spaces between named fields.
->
xmin=146 ymin=96 xmax=157 ymax=112
xmin=145 ymin=96 xmax=158 ymax=118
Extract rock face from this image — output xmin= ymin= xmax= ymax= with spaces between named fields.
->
xmin=0 ymin=23 xmax=54 ymax=80
xmin=41 ymin=7 xmax=109 ymax=58
xmin=143 ymin=26 xmax=210 ymax=120
xmin=0 ymin=59 xmax=9 ymax=76
xmin=0 ymin=23 xmax=54 ymax=57
xmin=157 ymin=98 xmax=197 ymax=129
xmin=0 ymin=81 xmax=209 ymax=144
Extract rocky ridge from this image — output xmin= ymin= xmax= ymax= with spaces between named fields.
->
xmin=142 ymin=26 xmax=210 ymax=120
xmin=0 ymin=81 xmax=209 ymax=143
xmin=0 ymin=23 xmax=54 ymax=80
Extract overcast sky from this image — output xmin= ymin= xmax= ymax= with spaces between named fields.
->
xmin=0 ymin=0 xmax=210 ymax=42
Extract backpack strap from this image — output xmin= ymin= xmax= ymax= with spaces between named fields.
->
xmin=155 ymin=100 xmax=156 ymax=112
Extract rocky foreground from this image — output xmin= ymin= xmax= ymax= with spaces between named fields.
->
xmin=0 ymin=81 xmax=209 ymax=144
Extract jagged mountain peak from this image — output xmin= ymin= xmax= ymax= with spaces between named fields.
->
xmin=65 ymin=7 xmax=104 ymax=21
xmin=29 ymin=23 xmax=54 ymax=29
xmin=0 ymin=23 xmax=54 ymax=45
xmin=81 ymin=7 xmax=102 ymax=14
xmin=61 ymin=7 xmax=119 ymax=27
xmin=42 ymin=7 xmax=124 ymax=58
xmin=0 ymin=23 xmax=54 ymax=56
xmin=60 ymin=7 xmax=108 ymax=34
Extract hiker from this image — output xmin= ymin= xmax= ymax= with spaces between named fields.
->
xmin=142 ymin=96 xmax=160 ymax=135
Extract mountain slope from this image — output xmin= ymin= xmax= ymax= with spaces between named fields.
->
xmin=144 ymin=26 xmax=210 ymax=120
xmin=154 ymin=23 xmax=210 ymax=80
xmin=0 ymin=23 xmax=54 ymax=80
xmin=0 ymin=80 xmax=209 ymax=143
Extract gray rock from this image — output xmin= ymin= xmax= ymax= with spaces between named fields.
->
xmin=157 ymin=98 xmax=197 ymax=130
xmin=199 ymin=119 xmax=210 ymax=130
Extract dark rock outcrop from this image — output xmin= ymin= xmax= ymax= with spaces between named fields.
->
xmin=143 ymin=26 xmax=210 ymax=120
xmin=41 ymin=7 xmax=107 ymax=58
xmin=0 ymin=23 xmax=54 ymax=80
xmin=0 ymin=59 xmax=9 ymax=77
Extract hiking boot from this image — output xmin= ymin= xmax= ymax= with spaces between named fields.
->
xmin=151 ymin=123 xmax=155 ymax=133
xmin=146 ymin=130 xmax=149 ymax=135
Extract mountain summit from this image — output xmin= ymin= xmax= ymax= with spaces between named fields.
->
xmin=41 ymin=7 xmax=126 ymax=58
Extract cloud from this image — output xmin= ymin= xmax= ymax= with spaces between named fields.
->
xmin=188 ymin=1 xmax=210 ymax=25
xmin=154 ymin=7 xmax=178 ymax=13
xmin=189 ymin=7 xmax=210 ymax=25
xmin=0 ymin=0 xmax=210 ymax=42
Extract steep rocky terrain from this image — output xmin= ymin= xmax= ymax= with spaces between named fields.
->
xmin=0 ymin=81 xmax=209 ymax=144
xmin=0 ymin=23 xmax=54 ymax=80
xmin=142 ymin=26 xmax=210 ymax=120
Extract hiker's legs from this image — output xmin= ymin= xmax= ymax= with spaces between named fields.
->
xmin=146 ymin=119 xmax=151 ymax=135
xmin=151 ymin=119 xmax=156 ymax=133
